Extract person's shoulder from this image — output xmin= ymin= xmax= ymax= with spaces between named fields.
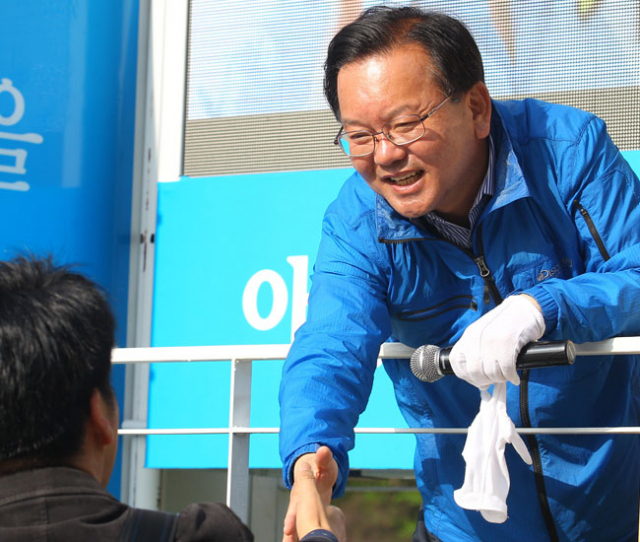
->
xmin=493 ymin=98 xmax=598 ymax=144
xmin=175 ymin=502 xmax=254 ymax=542
xmin=324 ymin=170 xmax=376 ymax=230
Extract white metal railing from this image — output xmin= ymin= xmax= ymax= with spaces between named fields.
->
xmin=113 ymin=337 xmax=640 ymax=523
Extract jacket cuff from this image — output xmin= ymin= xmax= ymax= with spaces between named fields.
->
xmin=300 ymin=529 xmax=339 ymax=542
xmin=283 ymin=443 xmax=319 ymax=489
xmin=282 ymin=443 xmax=347 ymax=498
xmin=523 ymin=286 xmax=559 ymax=336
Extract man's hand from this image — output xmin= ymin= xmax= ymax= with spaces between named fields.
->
xmin=283 ymin=446 xmax=340 ymax=542
xmin=449 ymin=295 xmax=545 ymax=389
xmin=293 ymin=461 xmax=346 ymax=541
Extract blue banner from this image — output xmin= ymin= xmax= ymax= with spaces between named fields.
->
xmin=0 ymin=1 xmax=139 ymax=497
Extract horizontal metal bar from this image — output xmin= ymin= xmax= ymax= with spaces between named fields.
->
xmin=111 ymin=344 xmax=292 ymax=363
xmin=345 ymin=486 xmax=418 ymax=493
xmin=573 ymin=336 xmax=640 ymax=356
xmin=355 ymin=427 xmax=640 ymax=435
xmin=118 ymin=426 xmax=640 ymax=436
xmin=118 ymin=427 xmax=280 ymax=435
xmin=111 ymin=337 xmax=640 ymax=364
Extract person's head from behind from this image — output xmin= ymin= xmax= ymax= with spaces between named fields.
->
xmin=0 ymin=256 xmax=118 ymax=486
xmin=326 ymin=6 xmax=492 ymax=223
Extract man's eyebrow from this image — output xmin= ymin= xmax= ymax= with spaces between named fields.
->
xmin=340 ymin=100 xmax=437 ymax=128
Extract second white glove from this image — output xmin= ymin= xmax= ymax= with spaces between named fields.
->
xmin=454 ymin=382 xmax=533 ymax=523
xmin=449 ymin=295 xmax=545 ymax=389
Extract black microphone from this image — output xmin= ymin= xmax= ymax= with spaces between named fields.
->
xmin=410 ymin=340 xmax=576 ymax=383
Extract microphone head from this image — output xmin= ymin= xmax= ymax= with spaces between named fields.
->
xmin=410 ymin=345 xmax=442 ymax=383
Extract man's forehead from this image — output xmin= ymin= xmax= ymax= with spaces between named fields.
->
xmin=337 ymin=44 xmax=444 ymax=92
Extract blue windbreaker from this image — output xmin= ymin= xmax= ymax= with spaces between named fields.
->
xmin=279 ymin=99 xmax=640 ymax=542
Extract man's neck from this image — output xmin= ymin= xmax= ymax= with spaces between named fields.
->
xmin=433 ymin=137 xmax=491 ymax=227
xmin=433 ymin=209 xmax=471 ymax=228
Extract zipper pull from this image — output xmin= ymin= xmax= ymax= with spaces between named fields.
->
xmin=474 ymin=255 xmax=493 ymax=304
xmin=474 ymin=255 xmax=491 ymax=278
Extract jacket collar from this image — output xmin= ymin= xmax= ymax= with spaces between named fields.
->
xmin=375 ymin=100 xmax=530 ymax=242
xmin=0 ymin=466 xmax=106 ymax=505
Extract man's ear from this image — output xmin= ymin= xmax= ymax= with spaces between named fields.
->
xmin=467 ymin=81 xmax=492 ymax=139
xmin=88 ymin=389 xmax=117 ymax=448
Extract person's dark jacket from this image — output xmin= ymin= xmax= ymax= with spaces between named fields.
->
xmin=0 ymin=467 xmax=252 ymax=541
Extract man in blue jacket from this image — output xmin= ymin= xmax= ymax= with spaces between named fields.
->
xmin=279 ymin=6 xmax=640 ymax=542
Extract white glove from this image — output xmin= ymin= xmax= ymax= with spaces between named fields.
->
xmin=449 ymin=295 xmax=545 ymax=389
xmin=454 ymin=382 xmax=532 ymax=523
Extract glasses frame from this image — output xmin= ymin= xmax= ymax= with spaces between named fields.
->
xmin=334 ymin=95 xmax=452 ymax=158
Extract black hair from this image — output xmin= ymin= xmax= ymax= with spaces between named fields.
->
xmin=324 ymin=5 xmax=485 ymax=119
xmin=0 ymin=255 xmax=115 ymax=466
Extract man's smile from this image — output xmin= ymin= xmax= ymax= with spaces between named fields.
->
xmin=385 ymin=170 xmax=423 ymax=187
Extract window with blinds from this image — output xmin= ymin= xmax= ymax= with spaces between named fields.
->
xmin=184 ymin=0 xmax=640 ymax=177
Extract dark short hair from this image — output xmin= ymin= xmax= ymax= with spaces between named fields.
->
xmin=324 ymin=6 xmax=485 ymax=119
xmin=0 ymin=256 xmax=115 ymax=465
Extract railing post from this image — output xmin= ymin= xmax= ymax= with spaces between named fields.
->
xmin=226 ymin=358 xmax=252 ymax=524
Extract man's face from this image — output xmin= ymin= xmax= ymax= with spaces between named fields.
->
xmin=336 ymin=44 xmax=490 ymax=222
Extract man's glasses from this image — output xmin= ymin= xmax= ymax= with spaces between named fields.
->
xmin=334 ymin=95 xmax=451 ymax=157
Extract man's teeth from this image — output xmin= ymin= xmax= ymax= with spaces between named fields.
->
xmin=391 ymin=172 xmax=419 ymax=186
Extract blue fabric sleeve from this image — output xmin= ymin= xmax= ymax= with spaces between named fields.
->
xmin=524 ymin=116 xmax=640 ymax=342
xmin=279 ymin=196 xmax=392 ymax=497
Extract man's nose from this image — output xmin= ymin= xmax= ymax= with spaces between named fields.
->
xmin=373 ymin=135 xmax=406 ymax=165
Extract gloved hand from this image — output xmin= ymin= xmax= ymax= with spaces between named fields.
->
xmin=449 ymin=295 xmax=545 ymax=389
xmin=453 ymin=382 xmax=532 ymax=523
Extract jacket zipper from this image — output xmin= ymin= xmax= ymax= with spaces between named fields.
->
xmin=475 ymin=224 xmax=559 ymax=542
xmin=572 ymin=200 xmax=611 ymax=262
xmin=470 ymin=224 xmax=502 ymax=305
xmin=472 ymin=253 xmax=501 ymax=305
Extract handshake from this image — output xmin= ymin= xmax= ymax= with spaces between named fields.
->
xmin=284 ymin=446 xmax=346 ymax=542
